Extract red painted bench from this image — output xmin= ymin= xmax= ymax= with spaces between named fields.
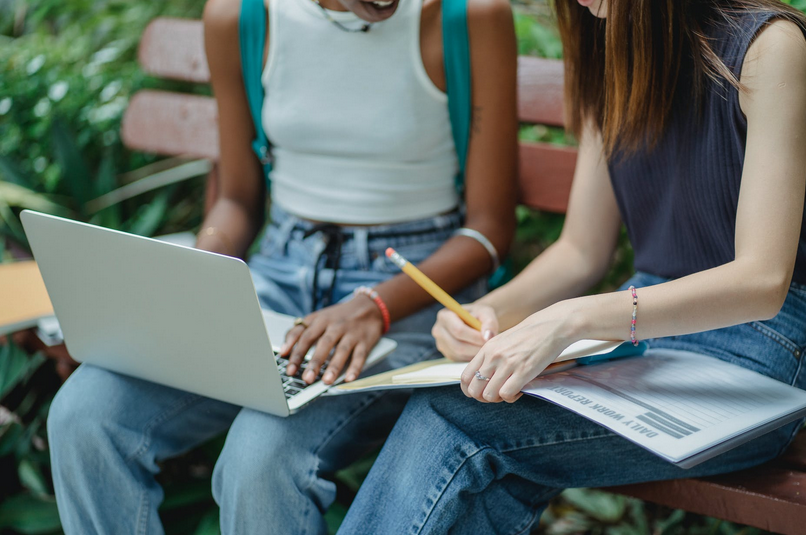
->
xmin=122 ymin=17 xmax=806 ymax=535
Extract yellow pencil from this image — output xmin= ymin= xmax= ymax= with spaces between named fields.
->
xmin=386 ymin=248 xmax=483 ymax=331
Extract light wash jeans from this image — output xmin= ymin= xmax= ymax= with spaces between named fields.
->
xmin=338 ymin=272 xmax=806 ymax=535
xmin=47 ymin=205 xmax=485 ymax=535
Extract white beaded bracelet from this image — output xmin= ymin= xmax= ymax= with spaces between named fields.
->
xmin=454 ymin=227 xmax=500 ymax=272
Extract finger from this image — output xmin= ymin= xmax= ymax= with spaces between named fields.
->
xmin=461 ymin=350 xmax=486 ymax=390
xmin=322 ymin=336 xmax=356 ymax=384
xmin=434 ymin=324 xmax=482 ymax=362
xmin=483 ymin=366 xmax=513 ymax=403
xmin=473 ymin=308 xmax=500 ymax=341
xmin=500 ymin=371 xmax=532 ymax=403
xmin=344 ymin=342 xmax=369 ymax=382
xmin=304 ymin=326 xmax=343 ymax=384
xmin=467 ymin=365 xmax=496 ymax=402
xmin=438 ymin=309 xmax=486 ymax=346
xmin=281 ymin=325 xmax=306 ymax=356
xmin=287 ymin=320 xmax=326 ymax=376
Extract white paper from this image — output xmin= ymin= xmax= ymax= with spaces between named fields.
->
xmin=523 ymin=349 xmax=806 ymax=465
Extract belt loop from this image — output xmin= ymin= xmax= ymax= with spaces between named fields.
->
xmin=354 ymin=227 xmax=370 ymax=270
xmin=277 ymin=215 xmax=297 ymax=255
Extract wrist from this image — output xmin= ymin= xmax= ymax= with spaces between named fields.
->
xmin=353 ymin=286 xmax=391 ymax=333
xmin=548 ymin=298 xmax=587 ymax=345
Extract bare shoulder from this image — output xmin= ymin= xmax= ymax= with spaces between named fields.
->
xmin=743 ymin=19 xmax=806 ymax=82
xmin=203 ymin=0 xmax=241 ymax=43
xmin=465 ymin=0 xmax=514 ymax=31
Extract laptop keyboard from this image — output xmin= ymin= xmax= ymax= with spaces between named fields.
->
xmin=275 ymin=353 xmax=324 ymax=399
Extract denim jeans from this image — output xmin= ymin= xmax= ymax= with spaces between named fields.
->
xmin=338 ymin=272 xmax=806 ymax=535
xmin=47 ymin=205 xmax=485 ymax=535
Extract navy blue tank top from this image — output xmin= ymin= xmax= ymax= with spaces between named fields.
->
xmin=609 ymin=11 xmax=806 ymax=284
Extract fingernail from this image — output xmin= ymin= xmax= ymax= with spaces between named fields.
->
xmin=304 ymin=371 xmax=313 ymax=382
xmin=287 ymin=365 xmax=296 ymax=375
xmin=324 ymin=372 xmax=334 ymax=383
xmin=280 ymin=344 xmax=289 ymax=354
xmin=346 ymin=374 xmax=356 ymax=382
xmin=483 ymin=330 xmax=493 ymax=341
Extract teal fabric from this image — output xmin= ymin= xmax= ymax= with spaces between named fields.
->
xmin=441 ymin=0 xmax=471 ymax=191
xmin=239 ymin=0 xmax=272 ymax=182
xmin=237 ymin=0 xmax=471 ymax=192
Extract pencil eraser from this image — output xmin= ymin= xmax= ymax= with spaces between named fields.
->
xmin=385 ymin=248 xmax=395 ymax=258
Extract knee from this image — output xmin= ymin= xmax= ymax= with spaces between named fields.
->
xmin=213 ymin=411 xmax=311 ymax=497
xmin=47 ymin=367 xmax=127 ymax=455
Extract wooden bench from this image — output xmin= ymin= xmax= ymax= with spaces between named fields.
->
xmin=120 ymin=16 xmax=806 ymax=535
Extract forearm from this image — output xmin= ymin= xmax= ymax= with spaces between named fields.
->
xmin=375 ymin=234 xmax=498 ymax=322
xmin=559 ymin=260 xmax=791 ymax=345
xmin=479 ymin=238 xmax=608 ymax=330
xmin=196 ymin=197 xmax=263 ymax=258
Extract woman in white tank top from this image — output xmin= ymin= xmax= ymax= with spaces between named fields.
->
xmin=45 ymin=0 xmax=519 ymax=532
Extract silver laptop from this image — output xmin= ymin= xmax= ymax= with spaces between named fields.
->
xmin=20 ymin=210 xmax=396 ymax=417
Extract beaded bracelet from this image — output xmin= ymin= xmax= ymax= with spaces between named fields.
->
xmin=354 ymin=286 xmax=391 ymax=334
xmin=628 ymin=285 xmax=639 ymax=346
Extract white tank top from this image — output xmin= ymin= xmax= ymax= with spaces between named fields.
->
xmin=262 ymin=0 xmax=460 ymax=224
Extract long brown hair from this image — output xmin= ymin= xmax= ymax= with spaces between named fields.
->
xmin=556 ymin=0 xmax=806 ymax=157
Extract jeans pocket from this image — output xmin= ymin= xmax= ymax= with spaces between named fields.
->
xmin=749 ymin=321 xmax=803 ymax=360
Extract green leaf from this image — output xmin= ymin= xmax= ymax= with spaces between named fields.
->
xmin=0 ymin=420 xmax=25 ymax=457
xmin=159 ymin=481 xmax=213 ymax=511
xmin=0 ymin=181 xmax=72 ymax=215
xmin=0 ymin=493 xmax=61 ymax=534
xmin=0 ymin=153 xmax=30 ymax=186
xmin=51 ymin=117 xmax=93 ymax=215
xmin=561 ymin=488 xmax=627 ymax=524
xmin=126 ymin=189 xmax=170 ymax=237
xmin=18 ymin=458 xmax=50 ymax=496
xmin=0 ymin=343 xmax=46 ymax=400
xmin=90 ymin=151 xmax=121 ymax=229
xmin=194 ymin=508 xmax=221 ymax=535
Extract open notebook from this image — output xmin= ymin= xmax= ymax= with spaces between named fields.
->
xmin=329 ymin=340 xmax=644 ymax=394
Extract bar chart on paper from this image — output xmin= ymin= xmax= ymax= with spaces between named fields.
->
xmin=523 ymin=349 xmax=806 ymax=468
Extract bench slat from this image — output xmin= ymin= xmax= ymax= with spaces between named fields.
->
xmin=609 ymin=467 xmax=806 ymax=535
xmin=518 ymin=142 xmax=576 ymax=213
xmin=121 ymin=91 xmax=219 ymax=159
xmin=517 ymin=57 xmax=565 ymax=127
xmin=139 ymin=18 xmax=209 ymax=83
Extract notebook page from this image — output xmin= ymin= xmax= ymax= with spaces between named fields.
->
xmin=522 ymin=349 xmax=806 ymax=466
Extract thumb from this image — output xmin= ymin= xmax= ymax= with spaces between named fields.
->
xmin=476 ymin=309 xmax=499 ymax=342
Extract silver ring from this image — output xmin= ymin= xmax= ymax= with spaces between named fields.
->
xmin=474 ymin=370 xmax=491 ymax=382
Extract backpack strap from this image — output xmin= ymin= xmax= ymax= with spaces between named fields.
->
xmin=442 ymin=0 xmax=471 ymax=194
xmin=239 ymin=0 xmax=273 ymax=184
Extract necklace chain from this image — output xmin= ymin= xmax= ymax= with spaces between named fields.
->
xmin=311 ymin=0 xmax=372 ymax=33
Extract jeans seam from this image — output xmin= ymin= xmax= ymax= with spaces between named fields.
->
xmin=509 ymin=488 xmax=557 ymax=535
xmin=300 ymin=391 xmax=385 ymax=498
xmin=136 ymin=486 xmax=150 ymax=535
xmin=497 ymin=428 xmax=615 ymax=454
xmin=124 ymin=393 xmax=206 ymax=464
xmin=412 ymin=445 xmax=488 ymax=535
xmin=412 ymin=434 xmax=615 ymax=534
xmin=749 ymin=321 xmax=801 ymax=357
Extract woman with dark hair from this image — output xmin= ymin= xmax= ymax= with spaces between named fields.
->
xmin=45 ymin=0 xmax=518 ymax=532
xmin=337 ymin=1 xmax=806 ymax=533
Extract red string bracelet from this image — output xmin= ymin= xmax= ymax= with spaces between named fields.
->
xmin=354 ymin=286 xmax=391 ymax=334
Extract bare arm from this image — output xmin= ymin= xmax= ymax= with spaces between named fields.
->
xmin=461 ymin=20 xmax=806 ymax=403
xmin=196 ymin=0 xmax=266 ymax=257
xmin=433 ymin=126 xmax=622 ymax=358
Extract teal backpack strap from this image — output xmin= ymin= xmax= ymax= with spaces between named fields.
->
xmin=442 ymin=0 xmax=471 ymax=194
xmin=239 ymin=0 xmax=272 ymax=184
xmin=443 ymin=0 xmax=511 ymax=287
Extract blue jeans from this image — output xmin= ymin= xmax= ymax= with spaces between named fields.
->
xmin=338 ymin=272 xmax=806 ymax=535
xmin=47 ymin=205 xmax=485 ymax=535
